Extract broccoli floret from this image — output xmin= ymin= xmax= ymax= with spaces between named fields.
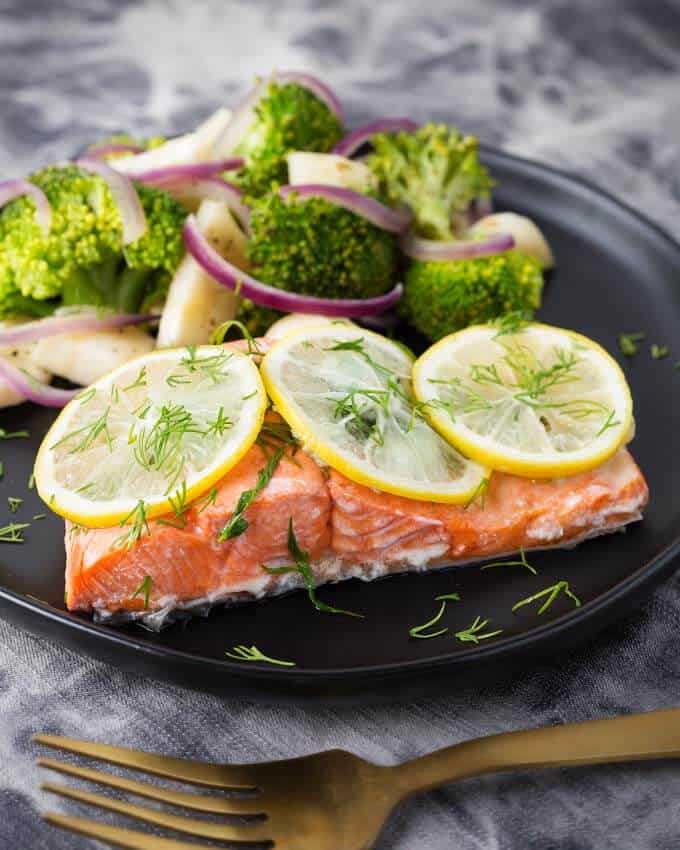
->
xmin=400 ymin=251 xmax=544 ymax=341
xmin=0 ymin=165 xmax=186 ymax=317
xmin=247 ymin=193 xmax=398 ymax=300
xmin=235 ymin=82 xmax=343 ymax=197
xmin=368 ymin=123 xmax=493 ymax=240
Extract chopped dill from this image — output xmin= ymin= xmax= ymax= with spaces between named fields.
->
xmin=492 ymin=311 xmax=531 ymax=338
xmin=618 ymin=331 xmax=645 ymax=357
xmin=409 ymin=593 xmax=460 ymax=639
xmin=131 ymin=575 xmax=152 ymax=609
xmin=113 ymin=500 xmax=150 ymax=551
xmin=464 ymin=477 xmax=490 ymax=510
xmin=32 ymin=514 xmax=46 ymax=521
xmin=225 ymin=645 xmax=295 ymax=667
xmin=51 ymin=407 xmax=112 ymax=454
xmin=204 ymin=406 xmax=233 ymax=438
xmin=512 ymin=580 xmax=581 ymax=615
xmin=651 ymin=344 xmax=669 ymax=360
xmin=0 ymin=522 xmax=29 ymax=543
xmin=122 ymin=365 xmax=147 ymax=391
xmin=157 ymin=481 xmax=189 ymax=529
xmin=262 ymin=519 xmax=364 ymax=618
xmin=133 ymin=403 xmax=201 ymax=483
xmin=0 ymin=461 xmax=4 ymax=481
xmin=0 ymin=428 xmax=29 ymax=440
xmin=480 ymin=548 xmax=537 ymax=575
xmin=197 ymin=487 xmax=219 ymax=513
xmin=218 ymin=448 xmax=284 ymax=541
xmin=7 ymin=497 xmax=23 ymax=514
xmin=454 ymin=616 xmax=503 ymax=644
xmin=76 ymin=387 xmax=96 ymax=405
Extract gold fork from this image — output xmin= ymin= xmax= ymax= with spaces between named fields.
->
xmin=36 ymin=707 xmax=680 ymax=850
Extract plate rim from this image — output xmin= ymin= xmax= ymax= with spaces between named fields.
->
xmin=1 ymin=144 xmax=679 ymax=685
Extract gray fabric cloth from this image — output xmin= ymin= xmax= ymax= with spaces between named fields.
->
xmin=1 ymin=1 xmax=680 ymax=847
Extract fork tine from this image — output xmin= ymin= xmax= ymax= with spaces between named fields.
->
xmin=39 ymin=758 xmax=264 ymax=815
xmin=34 ymin=734 xmax=258 ymax=789
xmin=42 ymin=782 xmax=272 ymax=843
xmin=44 ymin=811 xmax=256 ymax=849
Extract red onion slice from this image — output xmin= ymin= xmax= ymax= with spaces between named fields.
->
xmin=86 ymin=142 xmax=146 ymax=159
xmin=75 ymin=156 xmax=147 ymax=244
xmin=0 ymin=312 xmax=157 ymax=347
xmin=0 ymin=357 xmax=78 ymax=408
xmin=0 ymin=179 xmax=52 ymax=237
xmin=157 ymin=177 xmax=251 ymax=234
xmin=401 ymin=232 xmax=515 ymax=262
xmin=275 ymin=71 xmax=344 ymax=121
xmin=279 ymin=184 xmax=412 ymax=234
xmin=127 ymin=159 xmax=244 ymax=183
xmin=332 ymin=118 xmax=420 ymax=157
xmin=183 ymin=214 xmax=402 ymax=317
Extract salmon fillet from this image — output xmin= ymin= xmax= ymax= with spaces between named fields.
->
xmin=65 ymin=446 xmax=648 ymax=625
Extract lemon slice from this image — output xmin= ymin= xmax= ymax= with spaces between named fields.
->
xmin=35 ymin=345 xmax=266 ymax=526
xmin=413 ymin=322 xmax=633 ymax=478
xmin=261 ymin=324 xmax=486 ymax=503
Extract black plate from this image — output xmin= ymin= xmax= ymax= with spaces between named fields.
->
xmin=1 ymin=148 xmax=679 ymax=704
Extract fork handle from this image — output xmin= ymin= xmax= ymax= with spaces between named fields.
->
xmin=393 ymin=707 xmax=680 ymax=796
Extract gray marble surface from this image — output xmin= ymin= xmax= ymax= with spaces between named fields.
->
xmin=1 ymin=1 xmax=680 ymax=847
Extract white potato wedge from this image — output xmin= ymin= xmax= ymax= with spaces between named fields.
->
xmin=31 ymin=326 xmax=154 ymax=387
xmin=113 ymin=107 xmax=233 ymax=174
xmin=156 ymin=199 xmax=247 ymax=348
xmin=471 ymin=212 xmax=555 ymax=269
xmin=0 ymin=339 xmax=51 ymax=408
xmin=287 ymin=152 xmax=376 ymax=193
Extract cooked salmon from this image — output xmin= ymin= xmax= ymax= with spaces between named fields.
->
xmin=65 ymin=446 xmax=648 ymax=623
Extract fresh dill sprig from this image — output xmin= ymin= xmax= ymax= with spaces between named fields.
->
xmin=409 ymin=593 xmax=460 ymax=639
xmin=225 ymin=644 xmax=295 ymax=667
xmin=157 ymin=481 xmax=189 ymax=529
xmin=0 ymin=428 xmax=29 ymax=440
xmin=7 ymin=497 xmax=22 ymax=514
xmin=133 ymin=403 xmax=201 ymax=483
xmin=76 ymin=386 xmax=96 ymax=405
xmin=211 ymin=320 xmax=264 ymax=355
xmin=454 ymin=616 xmax=503 ymax=644
xmin=51 ymin=407 xmax=112 ymax=454
xmin=512 ymin=580 xmax=581 ymax=615
xmin=131 ymin=575 xmax=152 ymax=609
xmin=263 ymin=519 xmax=364 ymax=618
xmin=32 ymin=513 xmax=46 ymax=521
xmin=122 ymin=365 xmax=148 ymax=391
xmin=492 ymin=311 xmax=532 ymax=338
xmin=180 ymin=345 xmax=232 ymax=382
xmin=218 ymin=448 xmax=284 ymax=541
xmin=618 ymin=331 xmax=645 ymax=357
xmin=114 ymin=501 xmax=150 ymax=551
xmin=651 ymin=344 xmax=669 ymax=360
xmin=464 ymin=476 xmax=490 ymax=510
xmin=197 ymin=487 xmax=219 ymax=513
xmin=204 ymin=406 xmax=232 ymax=438
xmin=0 ymin=522 xmax=29 ymax=543
xmin=480 ymin=548 xmax=537 ymax=575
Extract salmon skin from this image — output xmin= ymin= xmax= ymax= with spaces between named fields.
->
xmin=65 ymin=446 xmax=648 ymax=628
